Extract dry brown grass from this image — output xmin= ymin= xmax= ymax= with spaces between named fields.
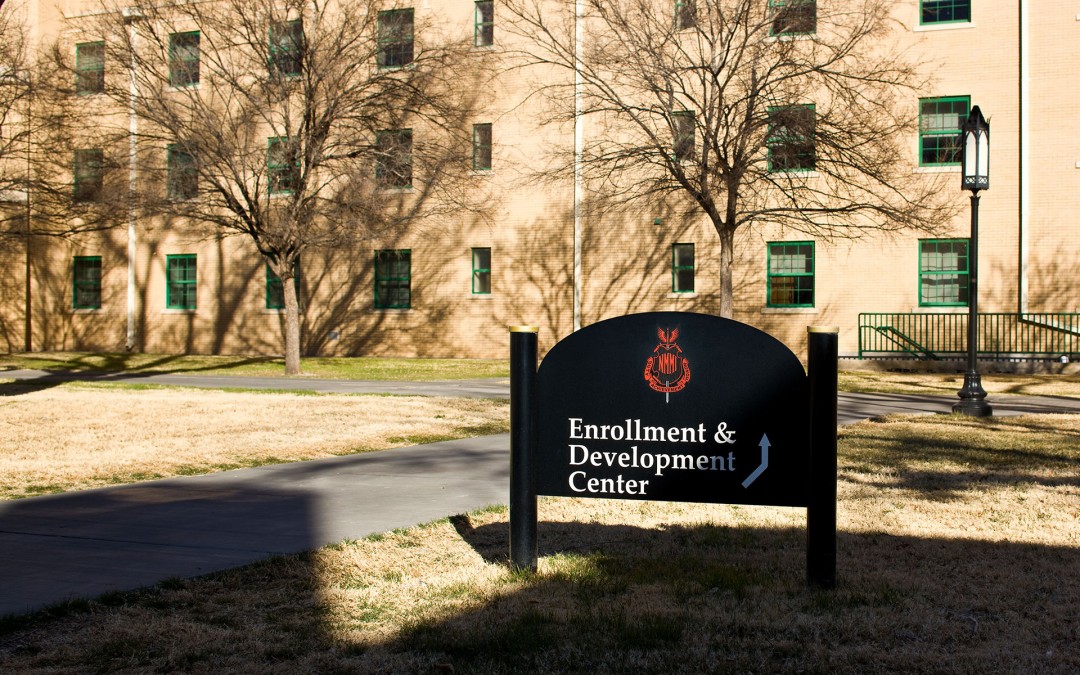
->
xmin=839 ymin=369 xmax=1080 ymax=397
xmin=0 ymin=382 xmax=508 ymax=499
xmin=1 ymin=413 xmax=1077 ymax=673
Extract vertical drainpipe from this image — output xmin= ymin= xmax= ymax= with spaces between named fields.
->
xmin=124 ymin=8 xmax=142 ymax=350
xmin=572 ymin=0 xmax=584 ymax=332
xmin=1018 ymin=0 xmax=1029 ymax=313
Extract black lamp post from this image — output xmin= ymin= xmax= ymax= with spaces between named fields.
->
xmin=953 ymin=106 xmax=992 ymax=417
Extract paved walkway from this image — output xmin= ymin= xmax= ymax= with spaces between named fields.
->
xmin=1 ymin=370 xmax=1077 ymax=617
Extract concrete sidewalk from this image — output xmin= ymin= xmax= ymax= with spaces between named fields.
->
xmin=1 ymin=371 xmax=1077 ymax=617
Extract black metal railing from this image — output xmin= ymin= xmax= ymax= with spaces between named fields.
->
xmin=858 ymin=313 xmax=1080 ymax=359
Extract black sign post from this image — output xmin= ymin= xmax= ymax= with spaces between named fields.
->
xmin=509 ymin=325 xmax=539 ymax=572
xmin=509 ymin=313 xmax=838 ymax=586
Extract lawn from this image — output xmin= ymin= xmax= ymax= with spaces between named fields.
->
xmin=0 ymin=413 xmax=1077 ymax=673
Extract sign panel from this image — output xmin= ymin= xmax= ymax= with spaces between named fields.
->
xmin=535 ymin=312 xmax=810 ymax=507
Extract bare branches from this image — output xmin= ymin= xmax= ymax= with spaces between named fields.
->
xmin=503 ymin=0 xmax=958 ymax=315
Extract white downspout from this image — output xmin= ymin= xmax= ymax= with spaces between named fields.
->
xmin=124 ymin=7 xmax=142 ymax=350
xmin=572 ymin=0 xmax=583 ymax=332
xmin=1018 ymin=0 xmax=1029 ymax=313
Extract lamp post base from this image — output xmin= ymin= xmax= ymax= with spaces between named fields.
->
xmin=953 ymin=370 xmax=993 ymax=417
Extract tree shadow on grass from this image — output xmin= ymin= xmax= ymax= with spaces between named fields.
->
xmin=398 ymin=514 xmax=1080 ymax=674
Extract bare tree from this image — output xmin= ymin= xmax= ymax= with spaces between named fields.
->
xmin=81 ymin=0 xmax=486 ymax=374
xmin=504 ymin=0 xmax=958 ymax=318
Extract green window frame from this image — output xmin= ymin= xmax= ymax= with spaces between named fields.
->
xmin=769 ymin=0 xmax=816 ymax=36
xmin=767 ymin=104 xmax=816 ymax=172
xmin=921 ymin=0 xmax=970 ymax=25
xmin=472 ymin=247 xmax=491 ymax=294
xmin=919 ymin=96 xmax=969 ymax=166
xmin=269 ymin=20 xmax=303 ymax=77
xmin=674 ymin=0 xmax=695 ymax=30
xmin=268 ymin=137 xmax=299 ymax=193
xmin=166 ymin=254 xmax=197 ymax=310
xmin=475 ymin=1 xmax=494 ymax=47
xmin=266 ymin=261 xmax=300 ymax=310
xmin=473 ymin=123 xmax=492 ymax=171
xmin=73 ymin=148 xmax=104 ymax=203
xmin=671 ymin=243 xmax=694 ymax=293
xmin=377 ymin=9 xmax=414 ymax=68
xmin=75 ymin=42 xmax=105 ymax=95
xmin=375 ymin=129 xmax=413 ymax=188
xmin=72 ymin=256 xmax=102 ymax=310
xmin=374 ymin=249 xmax=411 ymax=309
xmin=767 ymin=242 xmax=815 ymax=307
xmin=672 ymin=111 xmax=694 ymax=162
xmin=169 ymin=31 xmax=200 ymax=87
xmin=919 ymin=239 xmax=969 ymax=307
xmin=167 ymin=145 xmax=197 ymax=200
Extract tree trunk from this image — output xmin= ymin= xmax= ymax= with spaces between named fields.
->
xmin=717 ymin=225 xmax=735 ymax=319
xmin=281 ymin=274 xmax=302 ymax=376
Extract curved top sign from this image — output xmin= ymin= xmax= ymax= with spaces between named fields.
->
xmin=535 ymin=312 xmax=810 ymax=506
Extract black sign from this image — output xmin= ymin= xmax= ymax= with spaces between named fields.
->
xmin=535 ymin=312 xmax=810 ymax=507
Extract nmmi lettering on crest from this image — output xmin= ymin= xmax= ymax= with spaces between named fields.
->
xmin=644 ymin=327 xmax=691 ymax=402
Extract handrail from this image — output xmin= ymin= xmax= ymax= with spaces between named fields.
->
xmin=858 ymin=313 xmax=1080 ymax=359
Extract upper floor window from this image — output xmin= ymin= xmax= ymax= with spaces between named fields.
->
xmin=473 ymin=123 xmax=492 ymax=171
xmin=475 ymin=1 xmax=494 ymax=47
xmin=73 ymin=256 xmax=102 ymax=310
xmin=167 ymin=145 xmax=198 ymax=200
xmin=767 ymin=104 xmax=816 ymax=172
xmin=376 ymin=129 xmax=413 ymax=188
xmin=378 ymin=9 xmax=414 ymax=68
xmin=269 ymin=20 xmax=303 ymax=77
xmin=73 ymin=148 xmax=104 ymax=203
xmin=268 ymin=137 xmax=300 ymax=193
xmin=75 ymin=42 xmax=105 ymax=94
xmin=672 ymin=243 xmax=694 ymax=293
xmin=674 ymin=0 xmax=695 ymax=30
xmin=770 ymin=0 xmax=816 ymax=36
xmin=921 ymin=0 xmax=970 ymax=25
xmin=919 ymin=239 xmax=969 ymax=306
xmin=767 ymin=242 xmax=815 ymax=307
xmin=672 ymin=111 xmax=695 ymax=162
xmin=169 ymin=31 xmax=201 ymax=87
xmin=919 ymin=96 xmax=968 ymax=166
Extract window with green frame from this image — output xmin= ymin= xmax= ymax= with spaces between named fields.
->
xmin=266 ymin=261 xmax=300 ymax=310
xmin=473 ymin=123 xmax=492 ymax=171
xmin=767 ymin=104 xmax=816 ymax=172
xmin=919 ymin=239 xmax=969 ymax=306
xmin=75 ymin=42 xmax=105 ymax=94
xmin=167 ymin=145 xmax=197 ymax=200
xmin=472 ymin=247 xmax=491 ymax=294
xmin=374 ymin=249 xmax=411 ymax=309
xmin=769 ymin=0 xmax=816 ymax=36
xmin=921 ymin=0 xmax=970 ymax=25
xmin=672 ymin=111 xmax=694 ymax=162
xmin=674 ymin=0 xmax=695 ymax=30
xmin=73 ymin=256 xmax=102 ymax=309
xmin=169 ymin=31 xmax=200 ymax=87
xmin=375 ymin=129 xmax=413 ymax=188
xmin=767 ymin=242 xmax=814 ymax=307
xmin=269 ymin=20 xmax=303 ymax=76
xmin=377 ymin=9 xmax=414 ymax=68
xmin=268 ymin=137 xmax=299 ymax=193
xmin=166 ymin=254 xmax=197 ymax=310
xmin=671 ymin=243 xmax=694 ymax=293
xmin=73 ymin=148 xmax=104 ymax=203
xmin=919 ymin=96 xmax=968 ymax=166
xmin=475 ymin=1 xmax=494 ymax=47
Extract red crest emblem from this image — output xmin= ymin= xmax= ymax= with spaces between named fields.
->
xmin=644 ymin=327 xmax=690 ymax=400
